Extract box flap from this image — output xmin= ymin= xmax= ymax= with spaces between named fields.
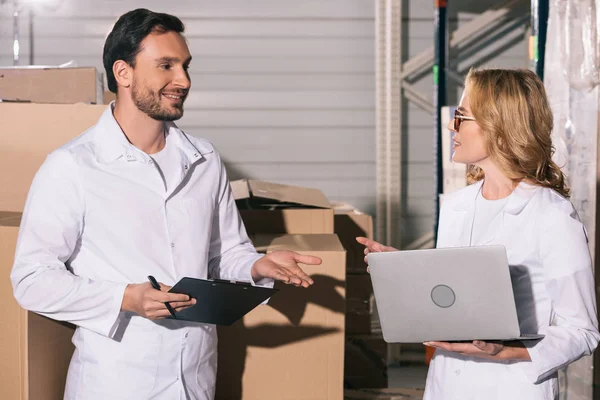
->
xmin=0 ymin=211 xmax=21 ymax=227
xmin=230 ymin=179 xmax=250 ymax=200
xmin=0 ymin=67 xmax=101 ymax=104
xmin=248 ymin=180 xmax=331 ymax=209
xmin=251 ymin=233 xmax=344 ymax=253
xmin=332 ymin=201 xmax=367 ymax=215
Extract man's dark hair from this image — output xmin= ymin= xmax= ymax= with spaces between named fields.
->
xmin=103 ymin=8 xmax=185 ymax=93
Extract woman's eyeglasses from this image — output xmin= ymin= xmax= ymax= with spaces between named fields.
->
xmin=453 ymin=109 xmax=476 ymax=132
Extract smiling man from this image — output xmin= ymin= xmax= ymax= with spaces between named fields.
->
xmin=11 ymin=8 xmax=320 ymax=400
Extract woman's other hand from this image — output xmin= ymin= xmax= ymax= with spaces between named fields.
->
xmin=356 ymin=237 xmax=398 ymax=272
xmin=423 ymin=340 xmax=531 ymax=361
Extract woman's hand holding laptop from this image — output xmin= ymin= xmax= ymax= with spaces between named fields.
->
xmin=355 ymin=237 xmax=532 ymax=361
xmin=422 ymin=340 xmax=530 ymax=361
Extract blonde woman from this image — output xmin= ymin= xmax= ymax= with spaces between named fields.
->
xmin=358 ymin=69 xmax=599 ymax=399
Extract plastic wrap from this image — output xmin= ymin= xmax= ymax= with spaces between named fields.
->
xmin=557 ymin=0 xmax=600 ymax=90
xmin=547 ymin=1 xmax=600 ymax=399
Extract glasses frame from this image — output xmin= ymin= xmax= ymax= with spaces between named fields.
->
xmin=453 ymin=109 xmax=476 ymax=132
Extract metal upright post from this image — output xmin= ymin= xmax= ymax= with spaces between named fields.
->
xmin=13 ymin=0 xmax=20 ymax=65
xmin=530 ymin=0 xmax=549 ymax=79
xmin=29 ymin=7 xmax=34 ymax=65
xmin=433 ymin=0 xmax=448 ymax=244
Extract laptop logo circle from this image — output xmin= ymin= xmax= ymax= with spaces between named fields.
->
xmin=431 ymin=284 xmax=456 ymax=308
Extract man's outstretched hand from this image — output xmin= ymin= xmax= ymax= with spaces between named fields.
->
xmin=251 ymin=250 xmax=322 ymax=288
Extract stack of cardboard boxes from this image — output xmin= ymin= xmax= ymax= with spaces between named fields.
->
xmin=216 ymin=180 xmax=385 ymax=399
xmin=0 ymin=67 xmax=105 ymax=399
xmin=334 ymin=204 xmax=388 ymax=389
xmin=216 ymin=180 xmax=346 ymax=399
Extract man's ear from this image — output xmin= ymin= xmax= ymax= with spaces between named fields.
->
xmin=113 ymin=60 xmax=132 ymax=89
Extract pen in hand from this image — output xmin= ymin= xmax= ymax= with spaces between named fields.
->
xmin=147 ymin=275 xmax=177 ymax=319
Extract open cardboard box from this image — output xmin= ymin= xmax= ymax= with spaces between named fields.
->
xmin=0 ymin=212 xmax=75 ymax=400
xmin=216 ymin=234 xmax=346 ymax=400
xmin=231 ymin=179 xmax=334 ymax=234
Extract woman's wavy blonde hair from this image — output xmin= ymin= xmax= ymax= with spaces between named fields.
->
xmin=465 ymin=68 xmax=569 ymax=197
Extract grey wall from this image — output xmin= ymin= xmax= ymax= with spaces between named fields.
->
xmin=0 ymin=0 xmax=529 ymax=244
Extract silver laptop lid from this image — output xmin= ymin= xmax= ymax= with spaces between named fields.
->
xmin=367 ymin=245 xmax=521 ymax=343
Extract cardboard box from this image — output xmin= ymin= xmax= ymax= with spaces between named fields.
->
xmin=333 ymin=204 xmax=373 ymax=273
xmin=0 ymin=103 xmax=105 ymax=212
xmin=216 ymin=234 xmax=346 ymax=400
xmin=346 ymin=297 xmax=374 ymax=335
xmin=0 ymin=212 xmax=75 ymax=400
xmin=232 ymin=179 xmax=334 ymax=234
xmin=346 ymin=274 xmax=375 ymax=334
xmin=344 ymin=334 xmax=388 ymax=389
xmin=346 ymin=274 xmax=374 ymax=301
xmin=344 ymin=388 xmax=425 ymax=400
xmin=104 ymin=90 xmax=116 ymax=105
xmin=0 ymin=67 xmax=103 ymax=104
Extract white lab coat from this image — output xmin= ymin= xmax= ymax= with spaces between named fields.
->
xmin=11 ymin=105 xmax=272 ymax=399
xmin=424 ymin=180 xmax=600 ymax=400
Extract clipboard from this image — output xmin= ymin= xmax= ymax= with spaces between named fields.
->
xmin=168 ymin=277 xmax=278 ymax=325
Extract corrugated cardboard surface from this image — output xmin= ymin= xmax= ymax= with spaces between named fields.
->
xmin=1 ymin=213 xmax=75 ymax=400
xmin=1 ymin=220 xmax=26 ymax=400
xmin=240 ymin=208 xmax=334 ymax=234
xmin=334 ymin=209 xmax=373 ymax=273
xmin=232 ymin=179 xmax=331 ymax=209
xmin=232 ymin=179 xmax=334 ymax=234
xmin=0 ymin=67 xmax=101 ymax=104
xmin=27 ymin=313 xmax=75 ymax=400
xmin=247 ymin=180 xmax=330 ymax=208
xmin=334 ymin=207 xmax=374 ymax=335
xmin=0 ymin=103 xmax=105 ymax=212
xmin=103 ymin=90 xmax=116 ymax=105
xmin=216 ymin=234 xmax=346 ymax=400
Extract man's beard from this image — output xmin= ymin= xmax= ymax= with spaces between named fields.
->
xmin=131 ymin=77 xmax=186 ymax=121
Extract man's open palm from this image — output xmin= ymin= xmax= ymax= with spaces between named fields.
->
xmin=251 ymin=250 xmax=321 ymax=288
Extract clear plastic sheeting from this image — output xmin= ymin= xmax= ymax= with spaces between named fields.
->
xmin=546 ymin=1 xmax=600 ymax=399
xmin=557 ymin=0 xmax=600 ymax=91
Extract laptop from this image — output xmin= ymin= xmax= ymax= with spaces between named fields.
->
xmin=367 ymin=245 xmax=544 ymax=343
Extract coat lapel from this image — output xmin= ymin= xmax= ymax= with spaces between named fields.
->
xmin=442 ymin=181 xmax=481 ymax=247
xmin=500 ymin=182 xmax=539 ymax=232
xmin=445 ymin=180 xmax=538 ymax=247
xmin=474 ymin=182 xmax=539 ymax=246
